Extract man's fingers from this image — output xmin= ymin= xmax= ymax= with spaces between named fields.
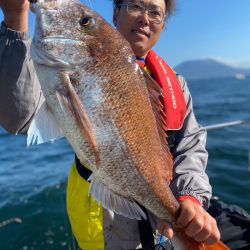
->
xmin=163 ymin=226 xmax=174 ymax=239
xmin=185 ymin=213 xmax=220 ymax=244
xmin=174 ymin=200 xmax=221 ymax=245
xmin=158 ymin=222 xmax=174 ymax=239
xmin=184 ymin=213 xmax=205 ymax=238
xmin=190 ymin=216 xmax=211 ymax=241
xmin=204 ymin=218 xmax=221 ymax=244
xmin=176 ymin=203 xmax=196 ymax=228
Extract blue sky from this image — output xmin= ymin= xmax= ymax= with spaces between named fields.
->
xmin=1 ymin=0 xmax=250 ymax=68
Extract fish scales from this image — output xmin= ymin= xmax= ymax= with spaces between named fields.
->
xmin=31 ymin=1 xmax=173 ymax=209
xmin=73 ymin=54 xmax=175 ymax=218
xmin=28 ymin=1 xmax=229 ymax=249
xmin=31 ymin=0 xmax=175 ymax=216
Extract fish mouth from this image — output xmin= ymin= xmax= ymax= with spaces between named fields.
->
xmin=40 ymin=36 xmax=84 ymax=44
xmin=30 ymin=37 xmax=86 ymax=67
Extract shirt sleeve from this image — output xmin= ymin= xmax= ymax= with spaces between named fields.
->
xmin=0 ymin=22 xmax=44 ymax=134
xmin=169 ymin=75 xmax=212 ymax=209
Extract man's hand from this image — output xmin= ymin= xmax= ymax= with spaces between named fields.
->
xmin=158 ymin=199 xmax=220 ymax=244
xmin=0 ymin=0 xmax=30 ymax=31
xmin=0 ymin=0 xmax=29 ymax=12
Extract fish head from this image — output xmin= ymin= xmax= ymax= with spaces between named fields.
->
xmin=30 ymin=0 xmax=130 ymax=68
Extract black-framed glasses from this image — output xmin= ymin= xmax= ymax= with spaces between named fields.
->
xmin=118 ymin=2 xmax=165 ymax=24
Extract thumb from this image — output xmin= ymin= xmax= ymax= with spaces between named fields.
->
xmin=157 ymin=221 xmax=174 ymax=239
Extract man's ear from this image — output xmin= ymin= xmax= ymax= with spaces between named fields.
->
xmin=161 ymin=21 xmax=165 ymax=30
xmin=113 ymin=7 xmax=119 ymax=27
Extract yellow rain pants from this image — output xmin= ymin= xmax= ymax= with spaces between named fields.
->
xmin=66 ymin=161 xmax=104 ymax=250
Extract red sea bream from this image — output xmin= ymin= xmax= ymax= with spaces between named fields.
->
xmin=28 ymin=1 xmax=229 ymax=249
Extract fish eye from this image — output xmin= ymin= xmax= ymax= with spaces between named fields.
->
xmin=79 ymin=17 xmax=95 ymax=28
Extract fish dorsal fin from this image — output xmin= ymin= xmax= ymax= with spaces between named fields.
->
xmin=88 ymin=174 xmax=147 ymax=220
xmin=27 ymin=101 xmax=64 ymax=146
xmin=141 ymin=68 xmax=173 ymax=182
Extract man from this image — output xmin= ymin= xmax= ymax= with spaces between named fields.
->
xmin=110 ymin=0 xmax=218 ymax=244
xmin=0 ymin=0 xmax=249 ymax=249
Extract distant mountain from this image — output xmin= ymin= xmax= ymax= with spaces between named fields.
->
xmin=174 ymin=59 xmax=250 ymax=80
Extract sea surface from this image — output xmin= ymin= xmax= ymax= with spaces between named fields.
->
xmin=0 ymin=76 xmax=250 ymax=249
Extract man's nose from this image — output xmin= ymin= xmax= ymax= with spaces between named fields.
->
xmin=138 ymin=10 xmax=150 ymax=25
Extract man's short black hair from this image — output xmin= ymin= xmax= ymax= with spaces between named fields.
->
xmin=112 ymin=0 xmax=176 ymax=18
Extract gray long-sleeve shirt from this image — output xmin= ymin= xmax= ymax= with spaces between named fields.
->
xmin=0 ymin=22 xmax=211 ymax=208
xmin=0 ymin=22 xmax=44 ymax=134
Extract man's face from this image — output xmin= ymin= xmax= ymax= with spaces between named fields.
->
xmin=113 ymin=0 xmax=166 ymax=57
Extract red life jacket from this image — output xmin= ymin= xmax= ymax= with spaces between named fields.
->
xmin=137 ymin=50 xmax=186 ymax=130
xmin=137 ymin=51 xmax=201 ymax=206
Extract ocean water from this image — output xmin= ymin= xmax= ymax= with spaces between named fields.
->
xmin=0 ymin=76 xmax=250 ymax=249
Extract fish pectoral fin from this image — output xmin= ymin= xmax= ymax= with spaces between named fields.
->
xmin=89 ymin=174 xmax=146 ymax=220
xmin=27 ymin=101 xmax=64 ymax=146
xmin=203 ymin=241 xmax=230 ymax=250
xmin=56 ymin=71 xmax=100 ymax=167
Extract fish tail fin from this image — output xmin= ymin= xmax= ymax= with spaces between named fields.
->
xmin=184 ymin=240 xmax=230 ymax=250
xmin=173 ymin=234 xmax=230 ymax=250
xmin=203 ymin=241 xmax=230 ymax=250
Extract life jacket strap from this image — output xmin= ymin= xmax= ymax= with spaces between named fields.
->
xmin=137 ymin=204 xmax=155 ymax=249
xmin=75 ymin=155 xmax=92 ymax=182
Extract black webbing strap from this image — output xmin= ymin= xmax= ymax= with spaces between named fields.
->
xmin=75 ymin=155 xmax=155 ymax=249
xmin=75 ymin=155 xmax=92 ymax=181
xmin=137 ymin=204 xmax=155 ymax=250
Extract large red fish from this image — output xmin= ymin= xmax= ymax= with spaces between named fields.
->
xmin=28 ymin=1 xmax=229 ymax=249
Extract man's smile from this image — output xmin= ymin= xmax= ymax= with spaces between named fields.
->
xmin=131 ymin=28 xmax=151 ymax=38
